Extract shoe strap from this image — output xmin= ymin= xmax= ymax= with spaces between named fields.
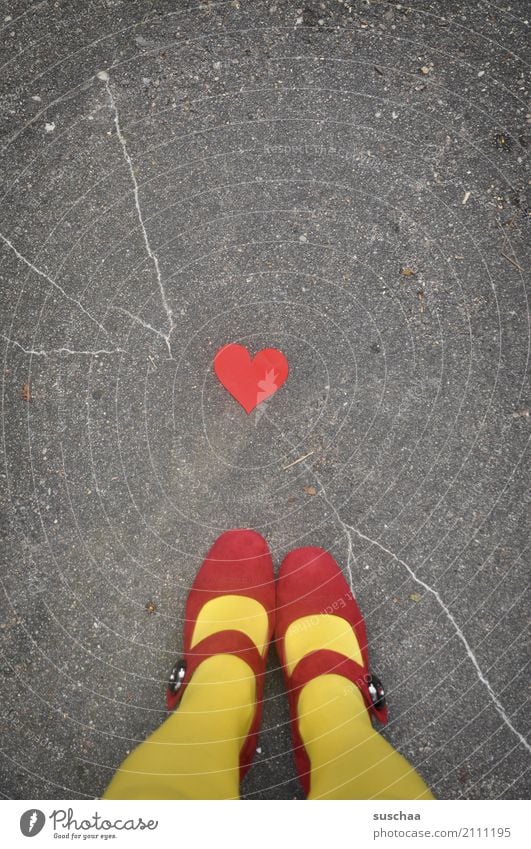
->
xmin=166 ymin=629 xmax=264 ymax=711
xmin=288 ymin=649 xmax=388 ymax=725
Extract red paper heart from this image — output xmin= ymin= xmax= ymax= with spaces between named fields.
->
xmin=213 ymin=344 xmax=289 ymax=414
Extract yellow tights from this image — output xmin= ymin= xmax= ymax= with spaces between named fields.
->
xmin=103 ymin=654 xmax=255 ymax=800
xmin=285 ymin=613 xmax=434 ymax=800
xmin=103 ymin=600 xmax=433 ymax=800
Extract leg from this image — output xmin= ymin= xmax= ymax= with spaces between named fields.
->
xmin=103 ymin=530 xmax=276 ymax=799
xmin=276 ymin=546 xmax=435 ymax=800
xmin=103 ymin=655 xmax=255 ymax=800
xmin=299 ymin=674 xmax=434 ymax=800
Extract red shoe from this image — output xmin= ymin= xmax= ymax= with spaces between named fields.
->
xmin=166 ymin=529 xmax=275 ymax=780
xmin=276 ymin=546 xmax=388 ymax=796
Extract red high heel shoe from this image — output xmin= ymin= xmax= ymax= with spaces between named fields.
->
xmin=276 ymin=546 xmax=387 ymax=795
xmin=166 ymin=529 xmax=275 ymax=780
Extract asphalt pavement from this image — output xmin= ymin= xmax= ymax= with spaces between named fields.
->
xmin=0 ymin=0 xmax=529 ymax=799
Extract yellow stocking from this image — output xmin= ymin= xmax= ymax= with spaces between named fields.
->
xmin=285 ymin=615 xmax=434 ymax=800
xmin=103 ymin=595 xmax=268 ymax=800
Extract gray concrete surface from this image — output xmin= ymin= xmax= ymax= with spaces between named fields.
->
xmin=0 ymin=0 xmax=529 ymax=800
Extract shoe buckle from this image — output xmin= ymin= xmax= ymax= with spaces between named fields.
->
xmin=168 ymin=659 xmax=187 ymax=695
xmin=367 ymin=673 xmax=386 ymax=709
